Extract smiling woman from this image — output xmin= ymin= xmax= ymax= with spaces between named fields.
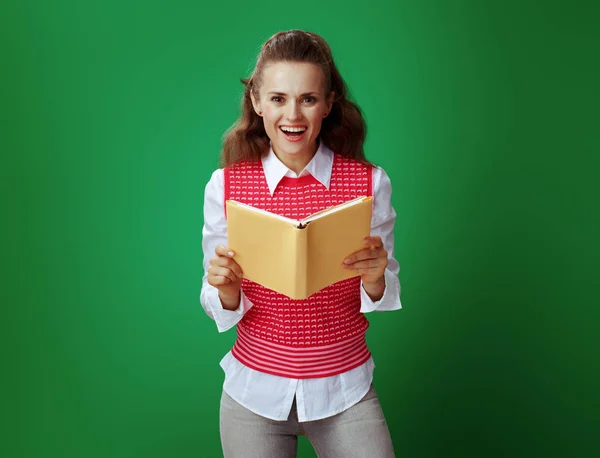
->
xmin=220 ymin=31 xmax=369 ymax=174
xmin=249 ymin=61 xmax=333 ymax=173
xmin=199 ymin=29 xmax=402 ymax=458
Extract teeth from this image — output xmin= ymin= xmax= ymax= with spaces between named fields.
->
xmin=280 ymin=126 xmax=306 ymax=133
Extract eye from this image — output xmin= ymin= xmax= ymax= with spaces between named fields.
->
xmin=302 ymin=96 xmax=316 ymax=103
xmin=271 ymin=96 xmax=283 ymax=102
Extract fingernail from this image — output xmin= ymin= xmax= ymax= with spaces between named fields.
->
xmin=228 ymin=251 xmax=234 ymax=256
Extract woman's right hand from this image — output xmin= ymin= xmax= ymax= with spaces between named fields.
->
xmin=207 ymin=245 xmax=244 ymax=310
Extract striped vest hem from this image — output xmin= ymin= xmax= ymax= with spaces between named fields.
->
xmin=231 ymin=325 xmax=371 ymax=379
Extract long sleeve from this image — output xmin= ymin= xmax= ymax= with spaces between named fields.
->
xmin=200 ymin=168 xmax=254 ymax=333
xmin=360 ymin=166 xmax=402 ymax=313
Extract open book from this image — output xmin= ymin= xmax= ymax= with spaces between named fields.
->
xmin=226 ymin=196 xmax=372 ymax=299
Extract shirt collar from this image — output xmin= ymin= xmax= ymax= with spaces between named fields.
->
xmin=261 ymin=141 xmax=334 ymax=195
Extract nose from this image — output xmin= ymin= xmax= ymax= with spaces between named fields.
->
xmin=286 ymin=100 xmax=301 ymax=121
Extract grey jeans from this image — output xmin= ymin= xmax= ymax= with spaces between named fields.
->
xmin=219 ymin=384 xmax=396 ymax=458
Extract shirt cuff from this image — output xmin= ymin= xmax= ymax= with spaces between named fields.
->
xmin=360 ymin=268 xmax=402 ymax=313
xmin=203 ymin=286 xmax=253 ymax=333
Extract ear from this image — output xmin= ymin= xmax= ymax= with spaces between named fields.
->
xmin=250 ymin=90 xmax=262 ymax=116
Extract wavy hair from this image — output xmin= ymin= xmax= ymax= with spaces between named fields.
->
xmin=220 ymin=30 xmax=370 ymax=167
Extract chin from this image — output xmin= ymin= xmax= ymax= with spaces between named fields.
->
xmin=275 ymin=136 xmax=317 ymax=155
xmin=273 ymin=147 xmax=296 ymax=157
xmin=283 ymin=146 xmax=311 ymax=157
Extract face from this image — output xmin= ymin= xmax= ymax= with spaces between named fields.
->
xmin=251 ymin=61 xmax=334 ymax=163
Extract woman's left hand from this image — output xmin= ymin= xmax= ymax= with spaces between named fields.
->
xmin=342 ymin=236 xmax=388 ymax=285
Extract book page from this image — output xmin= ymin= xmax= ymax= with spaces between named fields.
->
xmin=226 ymin=201 xmax=305 ymax=297
xmin=304 ymin=196 xmax=372 ymax=296
xmin=228 ymin=200 xmax=300 ymax=226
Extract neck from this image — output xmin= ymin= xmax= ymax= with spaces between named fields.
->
xmin=273 ymin=142 xmax=319 ymax=175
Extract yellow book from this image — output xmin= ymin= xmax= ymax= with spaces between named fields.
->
xmin=226 ymin=196 xmax=373 ymax=299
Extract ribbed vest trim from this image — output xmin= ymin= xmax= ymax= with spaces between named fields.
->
xmin=231 ymin=325 xmax=371 ymax=379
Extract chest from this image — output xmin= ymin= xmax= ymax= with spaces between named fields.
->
xmin=226 ymin=160 xmax=372 ymax=220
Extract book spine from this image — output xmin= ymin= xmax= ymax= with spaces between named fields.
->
xmin=292 ymin=226 xmax=309 ymax=299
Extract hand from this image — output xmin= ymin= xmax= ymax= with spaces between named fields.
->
xmin=207 ymin=245 xmax=244 ymax=310
xmin=342 ymin=236 xmax=388 ymax=285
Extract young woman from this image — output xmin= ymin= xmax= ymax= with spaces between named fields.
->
xmin=200 ymin=30 xmax=401 ymax=458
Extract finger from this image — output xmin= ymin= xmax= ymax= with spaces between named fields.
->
xmin=215 ymin=245 xmax=235 ymax=258
xmin=208 ymin=270 xmax=237 ymax=285
xmin=211 ymin=256 xmax=244 ymax=278
xmin=363 ymin=236 xmax=382 ymax=248
xmin=343 ymin=251 xmax=374 ymax=265
xmin=208 ymin=275 xmax=232 ymax=286
xmin=208 ymin=265 xmax=239 ymax=283
xmin=349 ymin=266 xmax=385 ymax=276
xmin=344 ymin=247 xmax=385 ymax=265
xmin=343 ymin=258 xmax=386 ymax=270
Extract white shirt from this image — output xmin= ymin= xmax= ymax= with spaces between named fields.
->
xmin=200 ymin=142 xmax=402 ymax=421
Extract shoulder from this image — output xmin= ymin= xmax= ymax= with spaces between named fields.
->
xmin=206 ymin=167 xmax=224 ymax=186
xmin=371 ymin=164 xmax=391 ymax=181
xmin=204 ymin=168 xmax=224 ymax=199
xmin=371 ymin=165 xmax=392 ymax=194
xmin=370 ymin=164 xmax=395 ymax=223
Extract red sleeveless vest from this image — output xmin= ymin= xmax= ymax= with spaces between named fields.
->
xmin=224 ymin=153 xmax=373 ymax=379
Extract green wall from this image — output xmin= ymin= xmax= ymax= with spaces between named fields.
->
xmin=2 ymin=1 xmax=598 ymax=457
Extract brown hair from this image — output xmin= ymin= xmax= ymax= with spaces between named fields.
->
xmin=220 ymin=30 xmax=370 ymax=167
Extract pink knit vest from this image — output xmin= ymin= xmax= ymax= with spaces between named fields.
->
xmin=224 ymin=154 xmax=373 ymax=379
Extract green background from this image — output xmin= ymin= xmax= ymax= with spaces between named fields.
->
xmin=2 ymin=0 xmax=599 ymax=457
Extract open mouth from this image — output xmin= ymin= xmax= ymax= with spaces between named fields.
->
xmin=279 ymin=126 xmax=307 ymax=142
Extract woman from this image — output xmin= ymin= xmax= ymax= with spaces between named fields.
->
xmin=200 ymin=29 xmax=401 ymax=457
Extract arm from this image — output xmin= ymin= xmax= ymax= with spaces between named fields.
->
xmin=200 ymin=168 xmax=254 ymax=332
xmin=359 ymin=166 xmax=402 ymax=312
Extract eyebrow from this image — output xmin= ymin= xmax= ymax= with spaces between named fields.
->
xmin=267 ymin=91 xmax=319 ymax=97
